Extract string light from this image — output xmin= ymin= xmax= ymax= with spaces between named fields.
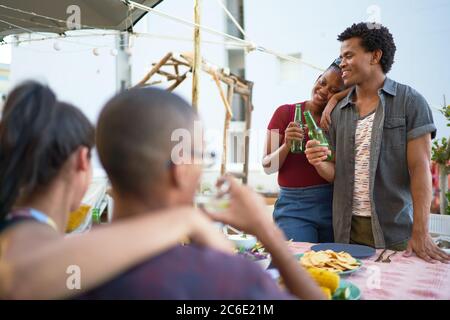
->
xmin=0 ymin=2 xmax=325 ymax=71
xmin=119 ymin=0 xmax=325 ymax=71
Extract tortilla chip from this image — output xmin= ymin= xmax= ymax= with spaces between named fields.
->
xmin=298 ymin=250 xmax=361 ymax=273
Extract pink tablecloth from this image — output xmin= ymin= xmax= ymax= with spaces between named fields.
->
xmin=288 ymin=242 xmax=450 ymax=300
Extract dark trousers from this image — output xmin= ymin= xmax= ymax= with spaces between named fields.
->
xmin=350 ymin=216 xmax=408 ymax=251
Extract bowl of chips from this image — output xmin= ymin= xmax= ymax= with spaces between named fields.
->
xmin=297 ymin=250 xmax=362 ymax=275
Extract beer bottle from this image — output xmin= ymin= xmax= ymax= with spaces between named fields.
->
xmin=290 ymin=104 xmax=305 ymax=153
xmin=304 ymin=110 xmax=332 ymax=161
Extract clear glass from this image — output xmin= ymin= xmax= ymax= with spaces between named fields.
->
xmin=195 ymin=179 xmax=230 ymax=213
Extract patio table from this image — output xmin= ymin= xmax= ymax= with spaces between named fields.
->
xmin=287 ymin=242 xmax=450 ymax=300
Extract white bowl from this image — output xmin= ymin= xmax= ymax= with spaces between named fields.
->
xmin=227 ymin=234 xmax=257 ymax=250
xmin=254 ymin=257 xmax=272 ymax=270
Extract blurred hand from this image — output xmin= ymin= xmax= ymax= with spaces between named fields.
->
xmin=189 ymin=210 xmax=234 ymax=254
xmin=305 ymin=140 xmax=331 ymax=166
xmin=284 ymin=122 xmax=304 ymax=149
xmin=205 ymin=175 xmax=274 ymax=238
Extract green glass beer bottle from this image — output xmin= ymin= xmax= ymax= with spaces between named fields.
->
xmin=303 ymin=110 xmax=332 ymax=161
xmin=290 ymin=103 xmax=305 ymax=153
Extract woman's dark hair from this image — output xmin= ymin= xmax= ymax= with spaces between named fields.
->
xmin=316 ymin=58 xmax=342 ymax=82
xmin=0 ymin=81 xmax=95 ymax=219
xmin=330 ymin=57 xmax=342 ymax=70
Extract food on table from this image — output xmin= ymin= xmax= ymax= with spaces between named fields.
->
xmin=436 ymin=239 xmax=450 ymax=249
xmin=228 ymin=233 xmax=257 ymax=250
xmin=65 ymin=204 xmax=91 ymax=233
xmin=333 ymin=287 xmax=351 ymax=300
xmin=236 ymin=242 xmax=270 ymax=261
xmin=435 ymin=238 xmax=450 ymax=254
xmin=306 ymin=267 xmax=340 ymax=294
xmin=320 ymin=287 xmax=332 ymax=300
xmin=237 ymin=241 xmax=272 ymax=269
xmin=238 ymin=250 xmax=270 ymax=262
xmin=299 ymin=250 xmax=361 ymax=273
xmin=278 ymin=267 xmax=341 ymax=300
xmin=251 ymin=241 xmax=265 ymax=252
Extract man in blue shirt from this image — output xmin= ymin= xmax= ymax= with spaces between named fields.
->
xmin=306 ymin=22 xmax=450 ymax=263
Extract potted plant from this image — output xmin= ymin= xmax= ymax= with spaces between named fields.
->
xmin=431 ymin=104 xmax=450 ymax=215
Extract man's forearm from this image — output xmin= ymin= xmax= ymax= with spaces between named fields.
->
xmin=410 ymin=164 xmax=432 ymax=234
xmin=257 ymin=224 xmax=325 ymax=300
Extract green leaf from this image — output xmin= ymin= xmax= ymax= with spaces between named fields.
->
xmin=432 ymin=137 xmax=450 ymax=165
xmin=446 ymin=192 xmax=450 ymax=215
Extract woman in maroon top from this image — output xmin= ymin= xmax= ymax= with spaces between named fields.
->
xmin=263 ymin=60 xmax=349 ymax=242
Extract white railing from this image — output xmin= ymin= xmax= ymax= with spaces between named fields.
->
xmin=429 ymin=213 xmax=450 ymax=236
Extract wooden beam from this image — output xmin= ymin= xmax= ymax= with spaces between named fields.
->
xmin=212 ymin=72 xmax=233 ymax=117
xmin=167 ymin=72 xmax=189 ymax=92
xmin=135 ymin=52 xmax=172 ymax=87
xmin=242 ymin=82 xmax=254 ymax=184
xmin=233 ymin=86 xmax=250 ymax=97
xmin=153 ymin=62 xmax=178 ymax=66
xmin=221 ymin=85 xmax=234 ymax=176
xmin=171 ymin=56 xmax=191 ymax=67
xmin=192 ymin=0 xmax=202 ymax=111
xmin=147 ymin=80 xmax=163 ymax=86
xmin=156 ymin=69 xmax=178 ymax=79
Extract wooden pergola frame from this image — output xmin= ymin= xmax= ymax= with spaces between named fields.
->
xmin=134 ymin=52 xmax=254 ymax=183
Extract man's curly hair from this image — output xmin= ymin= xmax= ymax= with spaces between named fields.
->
xmin=337 ymin=23 xmax=396 ymax=74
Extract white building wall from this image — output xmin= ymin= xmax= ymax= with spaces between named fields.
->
xmin=132 ymin=0 xmax=228 ymax=167
xmin=10 ymin=35 xmax=116 ymax=123
xmin=10 ymin=34 xmax=117 ymax=171
xmin=244 ymin=0 xmax=450 ymax=167
xmin=7 ymin=0 xmax=450 ymax=190
xmin=9 ymin=0 xmax=229 ymax=181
